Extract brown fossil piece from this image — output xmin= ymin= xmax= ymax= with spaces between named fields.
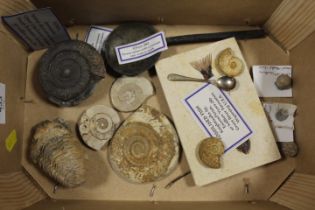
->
xmin=198 ymin=137 xmax=225 ymax=168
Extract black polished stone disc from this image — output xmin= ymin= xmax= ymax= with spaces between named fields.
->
xmin=39 ymin=40 xmax=106 ymax=106
xmin=102 ymin=22 xmax=161 ymax=76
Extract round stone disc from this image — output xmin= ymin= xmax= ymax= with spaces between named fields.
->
xmin=110 ymin=77 xmax=154 ymax=112
xmin=78 ymin=105 xmax=121 ymax=150
xmin=39 ymin=40 xmax=106 ymax=106
xmin=108 ymin=105 xmax=180 ymax=183
xmin=102 ymin=22 xmax=161 ymax=76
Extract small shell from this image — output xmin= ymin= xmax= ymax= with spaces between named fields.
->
xmin=275 ymin=74 xmax=292 ymax=90
xmin=198 ymin=137 xmax=224 ymax=168
xmin=215 ymin=48 xmax=244 ymax=77
xmin=108 ymin=105 xmax=180 ymax=183
xmin=78 ymin=105 xmax=121 ymax=150
xmin=30 ymin=119 xmax=86 ymax=188
xmin=110 ymin=77 xmax=154 ymax=112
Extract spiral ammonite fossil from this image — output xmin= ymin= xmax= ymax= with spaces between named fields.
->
xmin=108 ymin=105 xmax=179 ymax=183
xmin=198 ymin=137 xmax=225 ymax=169
xmin=78 ymin=105 xmax=121 ymax=150
xmin=38 ymin=40 xmax=106 ymax=106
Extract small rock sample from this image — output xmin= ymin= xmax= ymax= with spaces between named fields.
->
xmin=236 ymin=140 xmax=251 ymax=154
xmin=278 ymin=142 xmax=298 ymax=157
xmin=30 ymin=119 xmax=86 ymax=188
xmin=198 ymin=137 xmax=225 ymax=168
xmin=78 ymin=105 xmax=121 ymax=150
xmin=275 ymin=74 xmax=292 ymax=90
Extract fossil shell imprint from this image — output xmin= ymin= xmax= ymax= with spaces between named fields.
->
xmin=78 ymin=105 xmax=121 ymax=150
xmin=215 ymin=48 xmax=244 ymax=77
xmin=110 ymin=77 xmax=154 ymax=112
xmin=198 ymin=137 xmax=225 ymax=168
xmin=108 ymin=105 xmax=180 ymax=183
xmin=30 ymin=119 xmax=86 ymax=188
xmin=39 ymin=40 xmax=106 ymax=106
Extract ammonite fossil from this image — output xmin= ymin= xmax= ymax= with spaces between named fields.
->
xmin=215 ymin=48 xmax=244 ymax=77
xmin=39 ymin=40 xmax=106 ymax=106
xmin=110 ymin=76 xmax=154 ymax=112
xmin=108 ymin=105 xmax=180 ymax=183
xmin=30 ymin=119 xmax=86 ymax=188
xmin=198 ymin=137 xmax=225 ymax=168
xmin=275 ymin=74 xmax=292 ymax=90
xmin=78 ymin=105 xmax=121 ymax=150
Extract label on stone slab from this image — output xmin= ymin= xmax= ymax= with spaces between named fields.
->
xmin=0 ymin=83 xmax=5 ymax=124
xmin=1 ymin=8 xmax=70 ymax=50
xmin=115 ymin=31 xmax=168 ymax=64
xmin=85 ymin=26 xmax=112 ymax=53
xmin=183 ymin=83 xmax=254 ymax=152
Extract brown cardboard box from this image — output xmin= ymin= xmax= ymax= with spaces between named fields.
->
xmin=0 ymin=0 xmax=314 ymax=209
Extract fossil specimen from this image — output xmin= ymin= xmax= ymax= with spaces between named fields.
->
xmin=215 ymin=48 xmax=244 ymax=77
xmin=108 ymin=105 xmax=179 ymax=183
xmin=198 ymin=137 xmax=225 ymax=168
xmin=275 ymin=74 xmax=292 ymax=90
xmin=78 ymin=105 xmax=121 ymax=150
xmin=30 ymin=119 xmax=86 ymax=188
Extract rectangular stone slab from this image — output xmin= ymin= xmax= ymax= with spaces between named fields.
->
xmin=156 ymin=38 xmax=281 ymax=186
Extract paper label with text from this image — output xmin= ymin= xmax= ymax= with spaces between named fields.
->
xmin=184 ymin=84 xmax=253 ymax=152
xmin=0 ymin=83 xmax=5 ymax=124
xmin=115 ymin=31 xmax=167 ymax=64
xmin=85 ymin=26 xmax=112 ymax=53
xmin=2 ymin=8 xmax=70 ymax=50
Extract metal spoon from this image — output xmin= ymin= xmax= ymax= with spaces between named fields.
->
xmin=167 ymin=73 xmax=236 ymax=91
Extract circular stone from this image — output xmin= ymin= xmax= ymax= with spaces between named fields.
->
xmin=108 ymin=106 xmax=179 ymax=183
xmin=39 ymin=40 xmax=106 ymax=106
xmin=110 ymin=77 xmax=154 ymax=112
xmin=103 ymin=22 xmax=161 ymax=76
xmin=275 ymin=74 xmax=292 ymax=90
xmin=78 ymin=105 xmax=121 ymax=150
xmin=198 ymin=137 xmax=225 ymax=168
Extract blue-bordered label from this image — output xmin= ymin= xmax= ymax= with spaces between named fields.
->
xmin=1 ymin=8 xmax=70 ymax=51
xmin=115 ymin=31 xmax=168 ymax=64
xmin=183 ymin=83 xmax=253 ymax=153
xmin=85 ymin=25 xmax=112 ymax=53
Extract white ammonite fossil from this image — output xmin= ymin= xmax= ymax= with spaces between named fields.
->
xmin=215 ymin=48 xmax=244 ymax=77
xmin=108 ymin=105 xmax=180 ymax=183
xmin=78 ymin=105 xmax=121 ymax=150
xmin=110 ymin=77 xmax=154 ymax=112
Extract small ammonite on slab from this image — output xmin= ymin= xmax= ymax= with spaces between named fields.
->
xmin=108 ymin=105 xmax=180 ymax=183
xmin=78 ymin=105 xmax=121 ymax=150
xmin=215 ymin=48 xmax=244 ymax=77
xmin=110 ymin=76 xmax=154 ymax=112
xmin=198 ymin=137 xmax=225 ymax=168
xmin=30 ymin=118 xmax=86 ymax=188
xmin=38 ymin=40 xmax=106 ymax=106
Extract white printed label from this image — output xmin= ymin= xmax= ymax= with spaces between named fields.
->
xmin=115 ymin=31 xmax=168 ymax=64
xmin=0 ymin=83 xmax=6 ymax=124
xmin=1 ymin=8 xmax=70 ymax=50
xmin=183 ymin=84 xmax=253 ymax=152
xmin=85 ymin=26 xmax=112 ymax=53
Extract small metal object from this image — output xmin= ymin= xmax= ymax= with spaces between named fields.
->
xmin=243 ymin=178 xmax=250 ymax=195
xmin=53 ymin=185 xmax=58 ymax=194
xmin=39 ymin=40 xmax=106 ymax=106
xmin=149 ymin=184 xmax=156 ymax=197
xmin=164 ymin=171 xmax=191 ymax=189
xmin=167 ymin=73 xmax=236 ymax=91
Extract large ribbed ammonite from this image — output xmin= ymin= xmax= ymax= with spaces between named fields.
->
xmin=108 ymin=105 xmax=179 ymax=183
xmin=38 ymin=40 xmax=106 ymax=106
xmin=30 ymin=118 xmax=86 ymax=188
xmin=78 ymin=105 xmax=121 ymax=150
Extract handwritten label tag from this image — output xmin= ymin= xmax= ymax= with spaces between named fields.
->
xmin=0 ymin=83 xmax=5 ymax=124
xmin=253 ymin=65 xmax=292 ymax=97
xmin=5 ymin=129 xmax=17 ymax=152
xmin=115 ymin=31 xmax=168 ymax=64
xmin=2 ymin=8 xmax=70 ymax=50
xmin=184 ymin=84 xmax=253 ymax=152
xmin=85 ymin=26 xmax=112 ymax=53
